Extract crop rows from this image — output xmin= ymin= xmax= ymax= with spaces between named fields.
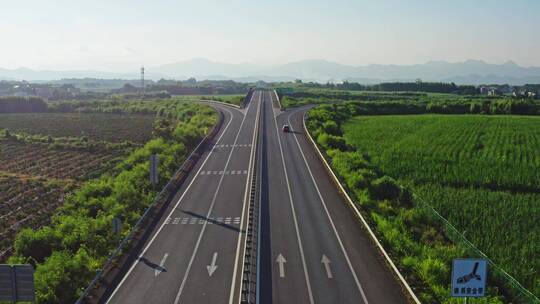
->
xmin=0 ymin=174 xmax=68 ymax=257
xmin=343 ymin=114 xmax=540 ymax=295
xmin=0 ymin=140 xmax=124 ymax=180
xmin=0 ymin=113 xmax=154 ymax=143
xmin=0 ymin=140 xmax=127 ymax=258
xmin=0 ymin=112 xmax=154 ymax=261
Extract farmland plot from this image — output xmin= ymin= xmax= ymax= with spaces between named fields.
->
xmin=0 ymin=113 xmax=155 ymax=259
xmin=343 ymin=114 xmax=540 ymax=295
xmin=0 ymin=113 xmax=154 ymax=143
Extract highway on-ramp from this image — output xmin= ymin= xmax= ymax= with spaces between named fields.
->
xmin=105 ymin=89 xmax=408 ymax=304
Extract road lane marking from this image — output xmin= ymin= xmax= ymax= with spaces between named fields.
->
xmin=163 ymin=216 xmax=242 ymax=225
xmin=287 ymin=109 xmax=370 ymax=303
xmin=155 ymin=253 xmax=169 ymax=277
xmin=214 ymin=144 xmax=252 ymax=148
xmin=271 ymin=92 xmax=315 ymax=304
xmin=321 ymin=255 xmax=333 ymax=279
xmin=199 ymin=170 xmax=247 ymax=175
xmin=173 ymin=89 xmax=256 ymax=304
xmin=105 ymin=106 xmax=236 ymax=303
xmin=276 ymin=254 xmax=287 ymax=278
xmin=207 ymin=252 xmax=219 ymax=277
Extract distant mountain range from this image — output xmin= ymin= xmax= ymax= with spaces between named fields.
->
xmin=2 ymin=58 xmax=540 ymax=85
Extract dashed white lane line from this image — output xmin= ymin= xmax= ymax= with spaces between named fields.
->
xmin=162 ymin=216 xmax=243 ymax=225
xmin=200 ymin=170 xmax=248 ymax=175
xmin=213 ymin=144 xmax=252 ymax=148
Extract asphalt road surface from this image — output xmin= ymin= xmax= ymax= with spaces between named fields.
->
xmin=106 ymin=90 xmax=407 ymax=304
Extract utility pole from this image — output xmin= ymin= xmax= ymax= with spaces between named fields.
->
xmin=140 ymin=66 xmax=145 ymax=96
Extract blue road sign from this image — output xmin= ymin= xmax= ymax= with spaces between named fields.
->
xmin=451 ymin=258 xmax=487 ymax=297
xmin=0 ymin=264 xmax=35 ymax=302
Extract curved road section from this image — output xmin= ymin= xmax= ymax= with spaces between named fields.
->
xmin=259 ymin=91 xmax=406 ymax=304
xmin=106 ymin=90 xmax=407 ymax=304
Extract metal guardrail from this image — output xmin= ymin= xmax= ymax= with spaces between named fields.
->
xmin=239 ymin=95 xmax=262 ymax=304
xmin=272 ymin=89 xmax=282 ymax=110
xmin=201 ymin=99 xmax=241 ymax=109
xmin=302 ymin=111 xmax=422 ymax=304
xmin=76 ymin=110 xmax=224 ymax=304
xmin=242 ymin=89 xmax=255 ymax=109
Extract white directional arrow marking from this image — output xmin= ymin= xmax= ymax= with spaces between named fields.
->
xmin=321 ymin=255 xmax=333 ymax=279
xmin=276 ymin=254 xmax=287 ymax=278
xmin=207 ymin=252 xmax=218 ymax=277
xmin=155 ymin=253 xmax=169 ymax=277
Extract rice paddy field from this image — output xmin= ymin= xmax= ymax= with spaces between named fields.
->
xmin=343 ymin=114 xmax=540 ymax=297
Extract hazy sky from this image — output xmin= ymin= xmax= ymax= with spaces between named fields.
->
xmin=1 ymin=0 xmax=539 ymax=71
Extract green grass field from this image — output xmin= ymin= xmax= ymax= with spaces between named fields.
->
xmin=343 ymin=114 xmax=540 ymax=296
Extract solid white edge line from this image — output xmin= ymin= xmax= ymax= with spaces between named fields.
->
xmin=271 ymin=92 xmax=315 ymax=304
xmin=106 ymin=105 xmax=236 ymax=303
xmin=228 ymin=91 xmax=261 ymax=303
xmin=300 ymin=109 xmax=422 ymax=304
xmin=173 ymin=90 xmax=257 ymax=304
xmin=286 ymin=110 xmax=370 ymax=303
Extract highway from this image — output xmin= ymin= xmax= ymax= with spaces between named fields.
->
xmin=258 ymin=91 xmax=406 ymax=304
xmin=106 ymin=91 xmax=261 ymax=304
xmin=105 ymin=90 xmax=408 ymax=304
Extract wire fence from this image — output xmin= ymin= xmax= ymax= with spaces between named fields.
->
xmin=413 ymin=194 xmax=540 ymax=304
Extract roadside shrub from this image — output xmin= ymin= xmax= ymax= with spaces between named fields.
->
xmin=13 ymin=227 xmax=60 ymax=263
xmin=321 ymin=120 xmax=340 ymax=136
xmin=370 ymin=176 xmax=402 ymax=201
xmin=317 ymin=132 xmax=348 ymax=150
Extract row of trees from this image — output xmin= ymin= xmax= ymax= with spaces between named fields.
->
xmin=353 ymin=99 xmax=540 ymax=116
xmin=301 ymin=81 xmax=478 ymax=94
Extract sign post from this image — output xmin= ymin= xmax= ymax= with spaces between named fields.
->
xmin=451 ymin=258 xmax=488 ymax=302
xmin=150 ymin=154 xmax=159 ymax=188
xmin=112 ymin=217 xmax=122 ymax=244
